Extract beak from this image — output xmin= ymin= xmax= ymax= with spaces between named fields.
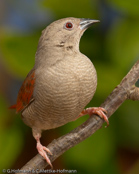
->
xmin=80 ymin=18 xmax=100 ymax=30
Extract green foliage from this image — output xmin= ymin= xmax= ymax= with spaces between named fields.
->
xmin=106 ymin=18 xmax=139 ymax=71
xmin=116 ymin=100 xmax=139 ymax=150
xmin=107 ymin=0 xmax=139 ymax=16
xmin=0 ymin=32 xmax=40 ymax=78
xmin=0 ymin=95 xmax=24 ymax=170
xmin=63 ymin=126 xmax=116 ymax=173
xmin=1 ymin=0 xmax=139 ymax=173
xmin=42 ymin=0 xmax=98 ymax=18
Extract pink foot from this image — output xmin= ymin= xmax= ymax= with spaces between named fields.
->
xmin=37 ymin=140 xmax=53 ymax=168
xmin=77 ymin=107 xmax=109 ymax=127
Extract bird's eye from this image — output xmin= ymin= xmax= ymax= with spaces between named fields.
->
xmin=64 ymin=22 xmax=73 ymax=30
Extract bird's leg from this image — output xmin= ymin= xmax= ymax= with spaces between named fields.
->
xmin=76 ymin=107 xmax=109 ymax=127
xmin=32 ymin=130 xmax=53 ymax=168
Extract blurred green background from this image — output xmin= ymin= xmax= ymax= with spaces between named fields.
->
xmin=0 ymin=0 xmax=139 ymax=173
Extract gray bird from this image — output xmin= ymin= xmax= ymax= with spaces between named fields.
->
xmin=10 ymin=17 xmax=109 ymax=167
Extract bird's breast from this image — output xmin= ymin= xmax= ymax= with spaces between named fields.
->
xmin=23 ymin=54 xmax=97 ymax=130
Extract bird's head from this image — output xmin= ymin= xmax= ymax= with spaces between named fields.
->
xmin=37 ymin=17 xmax=99 ymax=52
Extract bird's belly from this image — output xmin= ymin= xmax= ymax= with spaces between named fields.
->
xmin=22 ymin=56 xmax=97 ymax=130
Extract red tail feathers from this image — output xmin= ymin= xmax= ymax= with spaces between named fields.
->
xmin=9 ymin=104 xmax=16 ymax=109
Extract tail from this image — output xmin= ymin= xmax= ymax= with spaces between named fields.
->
xmin=9 ymin=104 xmax=16 ymax=109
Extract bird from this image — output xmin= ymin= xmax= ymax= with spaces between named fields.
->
xmin=10 ymin=17 xmax=109 ymax=168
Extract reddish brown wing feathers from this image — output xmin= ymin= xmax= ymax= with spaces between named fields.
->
xmin=9 ymin=104 xmax=16 ymax=109
xmin=10 ymin=69 xmax=35 ymax=113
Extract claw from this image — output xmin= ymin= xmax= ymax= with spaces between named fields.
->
xmin=37 ymin=141 xmax=53 ymax=168
xmin=43 ymin=146 xmax=53 ymax=155
xmin=87 ymin=107 xmax=109 ymax=127
xmin=77 ymin=107 xmax=109 ymax=127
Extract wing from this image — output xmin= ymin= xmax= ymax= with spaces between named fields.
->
xmin=10 ymin=69 xmax=35 ymax=113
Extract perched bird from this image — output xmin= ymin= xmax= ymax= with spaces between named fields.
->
xmin=10 ymin=17 xmax=109 ymax=167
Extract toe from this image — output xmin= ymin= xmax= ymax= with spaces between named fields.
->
xmin=43 ymin=152 xmax=53 ymax=168
xmin=98 ymin=110 xmax=109 ymax=127
xmin=43 ymin=146 xmax=53 ymax=155
xmin=88 ymin=107 xmax=109 ymax=127
xmin=99 ymin=107 xmax=107 ymax=114
xmin=37 ymin=141 xmax=53 ymax=168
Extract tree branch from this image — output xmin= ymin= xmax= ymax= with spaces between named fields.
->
xmin=16 ymin=60 xmax=139 ymax=174
xmin=127 ymin=86 xmax=139 ymax=100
